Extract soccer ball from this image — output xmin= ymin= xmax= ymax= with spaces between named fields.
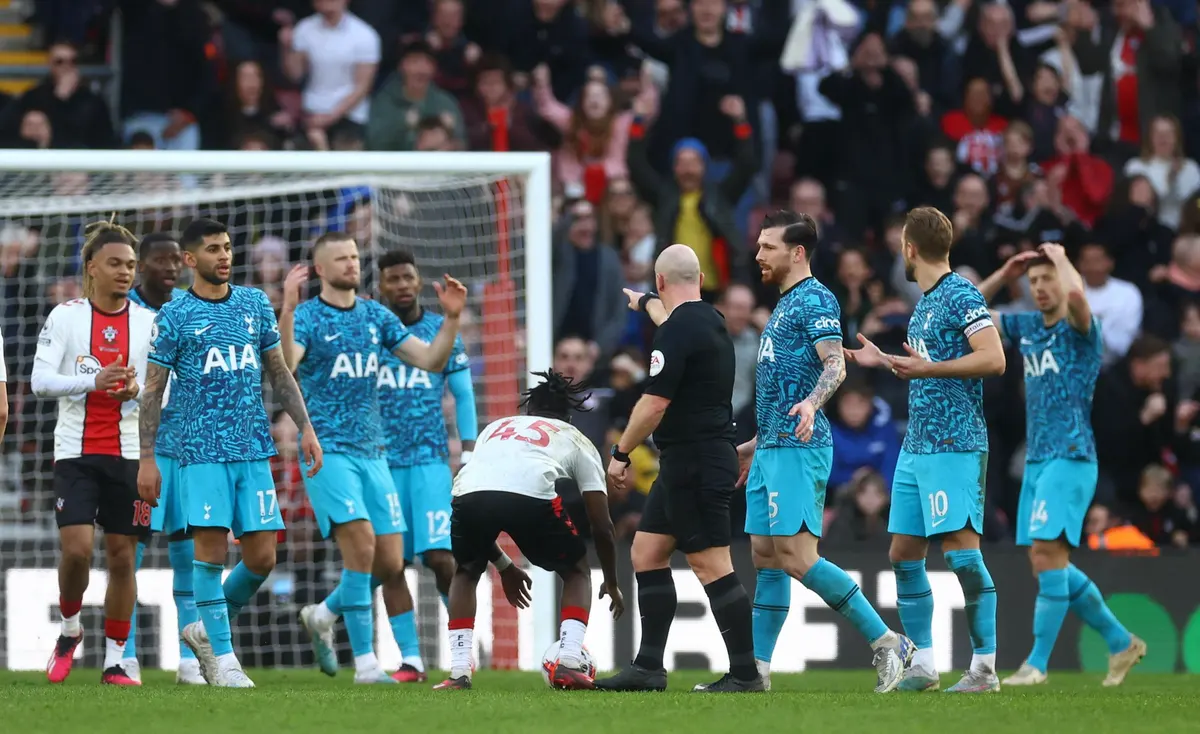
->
xmin=541 ymin=640 xmax=597 ymax=688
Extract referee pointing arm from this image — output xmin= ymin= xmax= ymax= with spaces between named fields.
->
xmin=596 ymin=244 xmax=764 ymax=693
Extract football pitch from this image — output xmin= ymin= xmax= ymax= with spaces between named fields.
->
xmin=3 ymin=670 xmax=1198 ymax=734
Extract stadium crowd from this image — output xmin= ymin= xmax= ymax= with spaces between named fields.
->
xmin=2 ymin=0 xmax=1200 ymax=550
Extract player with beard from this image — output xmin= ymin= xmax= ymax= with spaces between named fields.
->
xmin=847 ymin=207 xmax=1006 ymax=693
xmin=122 ymin=232 xmax=205 ymax=684
xmin=735 ymin=211 xmax=914 ymax=692
xmin=978 ymin=245 xmax=1145 ymax=687
xmin=282 ymin=235 xmax=528 ymax=682
xmin=138 ymin=218 xmax=322 ymax=688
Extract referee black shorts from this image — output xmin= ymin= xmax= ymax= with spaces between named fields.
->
xmin=53 ymin=456 xmax=151 ymax=537
xmin=638 ymin=439 xmax=737 ymax=554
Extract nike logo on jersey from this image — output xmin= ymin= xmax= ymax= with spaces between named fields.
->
xmin=194 ymin=324 xmax=214 ymax=335
xmin=1020 ymin=337 xmax=1033 ymax=346
xmin=324 ymin=333 xmax=340 ymax=342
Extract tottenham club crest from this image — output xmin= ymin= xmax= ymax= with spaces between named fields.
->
xmin=244 ymin=314 xmax=255 ymax=335
xmin=102 ymin=325 xmax=118 ymax=343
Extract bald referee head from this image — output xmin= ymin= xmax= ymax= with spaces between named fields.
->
xmin=654 ymin=244 xmax=703 ymax=310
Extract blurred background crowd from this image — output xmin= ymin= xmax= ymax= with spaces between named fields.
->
xmin=1 ymin=0 xmax=1198 ymax=551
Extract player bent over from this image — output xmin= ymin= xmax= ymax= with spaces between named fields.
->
xmin=279 ymin=234 xmax=466 ymax=683
xmin=435 ymin=371 xmax=624 ymax=690
xmin=735 ymin=212 xmax=914 ymax=692
xmin=123 ymin=233 xmax=204 ymax=684
xmin=33 ymin=222 xmax=155 ymax=685
xmin=849 ymin=208 xmax=1005 ymax=693
xmin=979 ymin=246 xmax=1145 ymax=686
xmin=139 ymin=218 xmax=323 ymax=688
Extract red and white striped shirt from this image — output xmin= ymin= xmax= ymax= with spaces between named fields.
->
xmin=31 ymin=298 xmax=155 ymax=460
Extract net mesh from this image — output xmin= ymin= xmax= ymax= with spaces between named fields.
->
xmin=0 ymin=165 xmax=536 ymax=672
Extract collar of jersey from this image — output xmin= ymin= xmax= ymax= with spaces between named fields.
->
xmin=188 ymin=285 xmax=233 ymax=303
xmin=780 ymin=276 xmax=812 ymax=299
xmin=924 ymin=271 xmax=954 ymax=296
xmin=318 ymin=295 xmax=358 ymax=312
xmin=90 ymin=299 xmax=130 ymax=317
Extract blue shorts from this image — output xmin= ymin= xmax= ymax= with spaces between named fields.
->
xmin=303 ymin=453 xmax=404 ymax=540
xmin=1016 ymin=458 xmax=1097 ymax=547
xmin=150 ymin=454 xmax=187 ymax=535
xmin=181 ymin=460 xmax=282 ymax=538
xmin=391 ymin=463 xmax=453 ymax=562
xmin=888 ymin=450 xmax=987 ymax=538
xmin=744 ymin=446 xmax=833 ymax=537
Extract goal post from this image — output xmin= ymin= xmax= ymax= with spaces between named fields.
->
xmin=0 ymin=149 xmax=558 ymax=673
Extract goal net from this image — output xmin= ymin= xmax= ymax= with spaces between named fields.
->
xmin=0 ymin=150 xmax=555 ymax=674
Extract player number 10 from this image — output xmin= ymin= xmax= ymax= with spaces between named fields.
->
xmin=928 ymin=490 xmax=948 ymax=518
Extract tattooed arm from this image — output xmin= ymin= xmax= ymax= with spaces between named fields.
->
xmin=805 ymin=340 xmax=847 ymax=411
xmin=139 ymin=363 xmax=170 ymax=460
xmin=264 ymin=346 xmax=311 ymax=430
xmin=790 ymin=340 xmax=846 ymax=442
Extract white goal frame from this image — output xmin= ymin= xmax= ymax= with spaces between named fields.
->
xmin=0 ymin=149 xmax=558 ymax=671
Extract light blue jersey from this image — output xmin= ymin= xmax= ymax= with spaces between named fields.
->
xmin=378 ymin=310 xmax=469 ymax=468
xmin=754 ymin=277 xmax=842 ymax=450
xmin=1000 ymin=312 xmax=1101 ymax=462
xmin=148 ymin=286 xmax=280 ymax=466
xmin=903 ymin=272 xmax=993 ymax=455
xmin=293 ymin=297 xmax=409 ymax=458
xmin=128 ymin=286 xmax=189 ymax=459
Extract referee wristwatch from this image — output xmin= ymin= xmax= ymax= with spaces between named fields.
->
xmin=610 ymin=445 xmax=631 ymax=465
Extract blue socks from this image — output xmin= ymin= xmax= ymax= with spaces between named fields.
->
xmin=222 ymin=561 xmax=267 ymax=620
xmin=124 ymin=542 xmax=146 ymax=661
xmin=169 ymin=540 xmax=198 ymax=660
xmin=752 ymin=569 xmax=790 ymax=662
xmin=1067 ymin=564 xmax=1132 ymax=655
xmin=194 ymin=560 xmax=234 ymax=657
xmin=944 ymin=550 xmax=997 ymax=655
xmin=341 ymin=569 xmax=376 ymax=657
xmin=389 ymin=611 xmax=421 ymax=660
xmin=892 ymin=560 xmax=934 ymax=649
xmin=325 ymin=575 xmax=384 ymax=615
xmin=1027 ymin=568 xmax=1070 ymax=672
xmin=803 ymin=559 xmax=889 ymax=643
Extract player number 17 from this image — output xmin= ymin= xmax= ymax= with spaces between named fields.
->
xmin=257 ymin=489 xmax=277 ymax=518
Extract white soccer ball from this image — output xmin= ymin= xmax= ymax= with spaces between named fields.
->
xmin=541 ymin=639 xmax=597 ymax=688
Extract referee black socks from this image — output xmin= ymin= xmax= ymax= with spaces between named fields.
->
xmin=704 ymin=572 xmax=758 ymax=682
xmin=633 ymin=569 xmax=677 ymax=671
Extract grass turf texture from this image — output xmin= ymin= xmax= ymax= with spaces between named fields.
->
xmin=3 ymin=670 xmax=1198 ymax=734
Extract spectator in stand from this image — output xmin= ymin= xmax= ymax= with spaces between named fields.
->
xmin=507 ymin=0 xmax=592 ymax=102
xmin=889 ymin=0 xmax=952 ymax=108
xmin=118 ymin=0 xmax=210 ymax=151
xmin=1175 ymin=301 xmax=1200 ymax=402
xmin=366 ymin=40 xmax=464 ymax=152
xmin=959 ymin=2 xmax=1029 ymax=118
xmin=1124 ymin=115 xmax=1200 ymax=230
xmin=715 ymin=283 xmax=757 ymax=423
xmin=1079 ymin=242 xmax=1143 ymax=365
xmin=942 ymin=77 xmax=1009 ymax=176
xmin=1044 ymin=115 xmax=1113 ymax=228
xmin=909 ymin=142 xmax=956 ymax=214
xmin=13 ymin=110 xmax=52 ymax=149
xmin=282 ymin=0 xmax=380 ymax=145
xmin=551 ymin=198 xmax=627 ymax=361
xmin=532 ymin=63 xmax=635 ymax=202
xmin=1070 ymin=0 xmax=1182 ymax=160
xmin=620 ymin=202 xmax=657 ymax=293
xmin=1132 ymin=464 xmax=1194 ymax=547
xmin=462 ymin=54 xmax=551 ymax=153
xmin=831 ymin=248 xmax=883 ymax=346
xmin=221 ymin=60 xmax=294 ymax=150
xmin=949 ymin=172 xmax=995 ymax=274
xmin=825 ymin=468 xmax=891 ymax=543
xmin=1097 ymin=176 xmax=1174 ymax=295
xmin=1152 ymin=235 xmax=1200 ymax=337
xmin=551 ymin=335 xmax=610 ymax=448
xmin=991 ymin=121 xmax=1038 ymax=208
xmin=598 ymin=177 xmax=639 ymax=244
xmin=426 ymin=0 xmax=483 ymax=100
xmin=627 ymin=93 xmax=756 ymax=300
xmin=0 ymin=41 xmax=116 ymax=149
xmin=414 ymin=117 xmax=457 ymax=151
xmin=788 ymin=177 xmax=847 ymax=288
xmin=829 ymin=378 xmax=901 ymax=492
xmin=819 ymin=31 xmax=913 ymax=238
xmin=1023 ymin=64 xmax=1068 ymax=164
xmin=1093 ymin=335 xmax=1176 ymax=506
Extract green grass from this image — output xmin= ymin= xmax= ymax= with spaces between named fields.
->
xmin=3 ymin=669 xmax=1198 ymax=734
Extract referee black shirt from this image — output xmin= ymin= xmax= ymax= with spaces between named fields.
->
xmin=644 ymin=300 xmax=737 ymax=448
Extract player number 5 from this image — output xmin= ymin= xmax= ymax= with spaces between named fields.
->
xmin=257 ymin=489 xmax=278 ymax=518
xmin=767 ymin=491 xmax=779 ymax=519
xmin=928 ymin=490 xmax=948 ymax=519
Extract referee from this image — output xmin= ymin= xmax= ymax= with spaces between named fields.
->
xmin=596 ymin=245 xmax=763 ymax=693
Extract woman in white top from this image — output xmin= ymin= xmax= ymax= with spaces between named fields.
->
xmin=1124 ymin=115 xmax=1200 ymax=230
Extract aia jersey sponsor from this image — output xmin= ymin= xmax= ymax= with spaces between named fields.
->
xmin=452 ymin=415 xmax=606 ymax=501
xmin=34 ymin=299 xmax=155 ymax=460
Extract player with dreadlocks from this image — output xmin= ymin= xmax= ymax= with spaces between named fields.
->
xmin=435 ymin=370 xmax=624 ymax=691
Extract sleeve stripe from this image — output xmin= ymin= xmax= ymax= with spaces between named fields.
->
xmin=812 ymin=333 xmax=842 ymax=343
xmin=147 ymin=356 xmax=173 ymax=368
xmin=445 ymin=364 xmax=470 ymax=374
xmin=261 ymin=340 xmax=282 ymax=352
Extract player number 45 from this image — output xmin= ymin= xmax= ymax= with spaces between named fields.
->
xmin=492 ymin=418 xmax=561 ymax=448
